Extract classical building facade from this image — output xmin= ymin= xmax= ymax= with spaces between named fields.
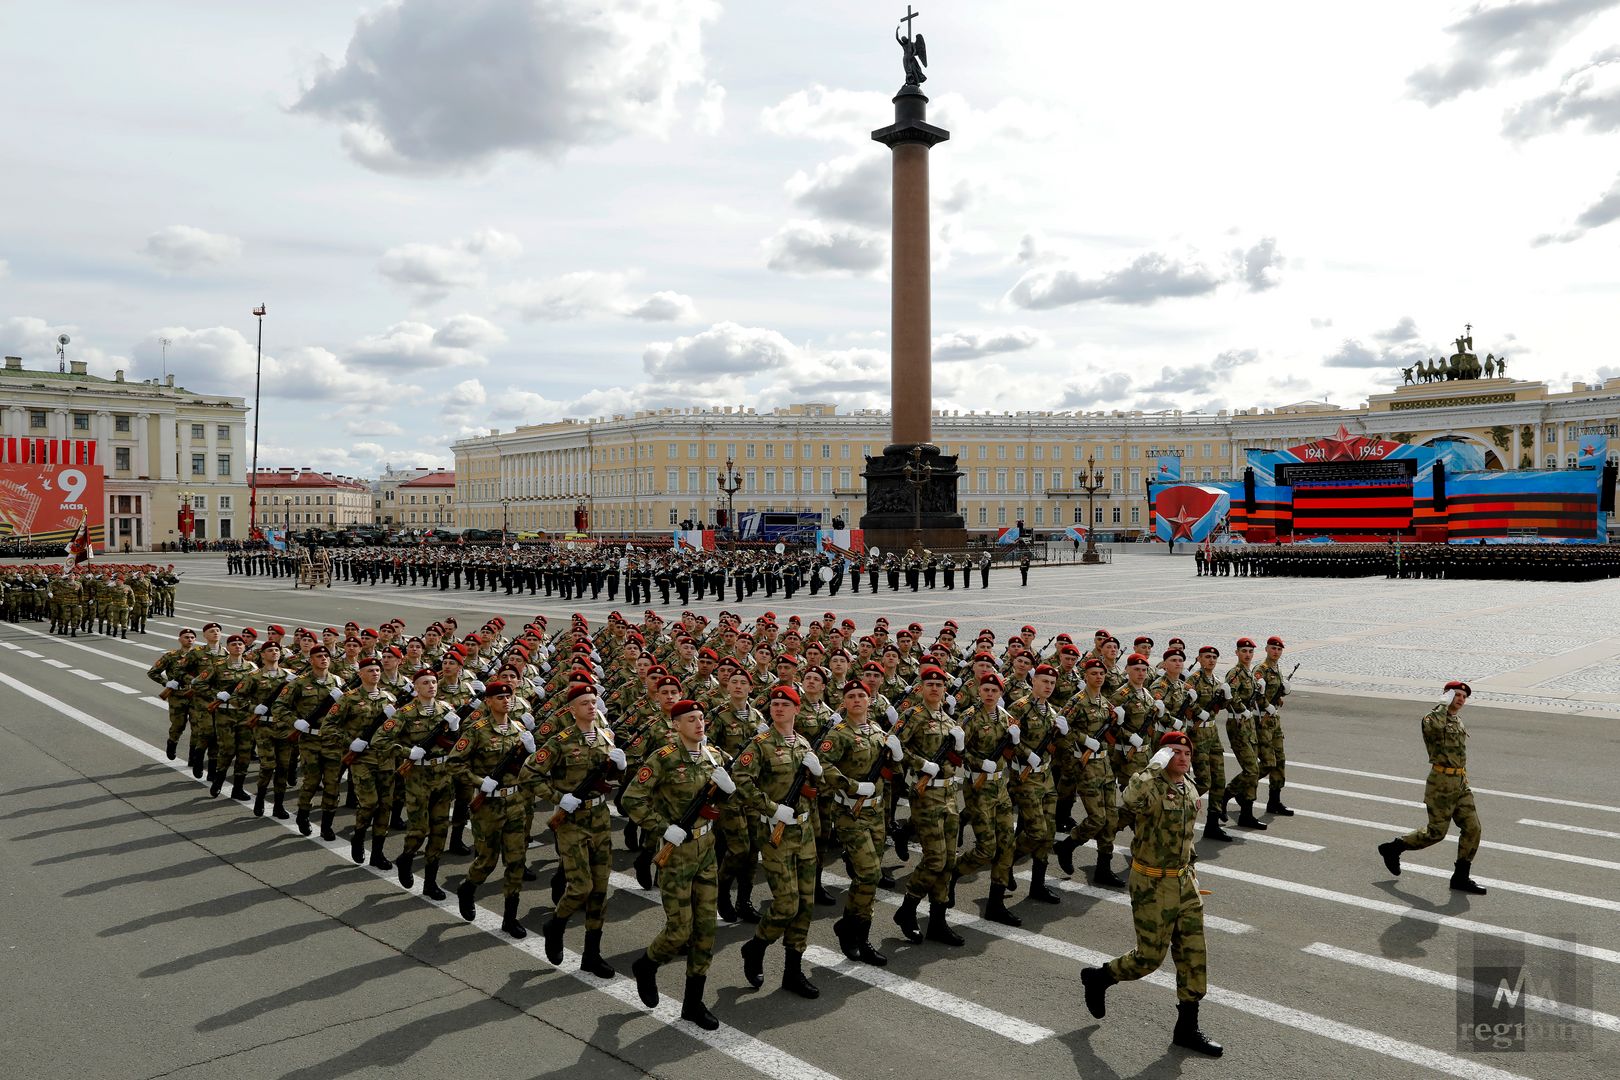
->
xmin=451 ymin=377 xmax=1620 ymax=538
xmin=0 ymin=355 xmax=250 ymax=550
xmin=254 ymin=468 xmax=373 ymax=530
xmin=394 ymin=469 xmax=455 ymax=529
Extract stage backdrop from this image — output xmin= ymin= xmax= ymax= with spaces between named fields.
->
xmin=0 ymin=461 xmax=105 ymax=544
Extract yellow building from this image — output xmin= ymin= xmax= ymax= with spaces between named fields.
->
xmin=254 ymin=468 xmax=373 ymax=530
xmin=452 ymin=376 xmax=1620 ymax=539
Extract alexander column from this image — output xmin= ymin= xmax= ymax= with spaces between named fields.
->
xmin=860 ymin=7 xmax=966 ymax=553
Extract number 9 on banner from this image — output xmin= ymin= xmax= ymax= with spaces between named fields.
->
xmin=58 ymin=468 xmax=88 ymax=507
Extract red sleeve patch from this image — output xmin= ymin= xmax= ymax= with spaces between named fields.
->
xmin=535 ymin=749 xmax=550 ymax=765
xmin=635 ymin=765 xmax=654 ymax=784
xmin=380 ymin=719 xmax=396 ymax=733
xmin=819 ymin=740 xmax=833 ymax=753
xmin=738 ymin=751 xmax=753 ymax=767
xmin=453 ymin=737 xmax=470 ymax=752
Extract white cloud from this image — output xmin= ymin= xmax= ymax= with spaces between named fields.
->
xmin=784 ymin=152 xmax=890 ymax=226
xmin=347 ymin=319 xmax=496 ymax=370
xmin=761 ymin=85 xmax=890 ymax=143
xmin=1007 ymin=251 xmax=1224 ymax=309
xmin=377 ymin=228 xmax=521 ymax=303
xmin=1503 ymin=48 xmax=1620 ymax=138
xmin=1237 ymin=237 xmax=1284 ymax=292
xmin=0 ymin=316 xmax=129 ymax=377
xmin=765 ymin=220 xmax=886 ymax=275
xmin=932 ymin=327 xmax=1043 ymax=361
xmin=140 ymin=226 xmax=242 ymax=273
xmin=694 ymin=80 xmax=727 ymax=135
xmin=137 ymin=326 xmax=404 ymax=402
xmin=496 ymin=271 xmax=695 ymax=323
xmin=1533 ymin=170 xmax=1620 ymax=243
xmin=293 ymin=0 xmax=720 ymax=173
xmin=1406 ymin=0 xmax=1618 ymax=105
xmin=642 ymin=322 xmax=797 ymax=378
xmin=626 ymin=291 xmax=699 ymax=322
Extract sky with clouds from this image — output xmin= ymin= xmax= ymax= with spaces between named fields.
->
xmin=3 ymin=1 xmax=1618 ymax=477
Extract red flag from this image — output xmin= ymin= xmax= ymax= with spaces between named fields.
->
xmin=66 ymin=517 xmax=93 ymax=567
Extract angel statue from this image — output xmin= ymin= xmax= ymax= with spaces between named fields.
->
xmin=897 ymin=6 xmax=928 ymax=85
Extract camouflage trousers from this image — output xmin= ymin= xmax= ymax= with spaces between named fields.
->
xmin=552 ymin=806 xmax=611 ymax=926
xmin=297 ymin=742 xmax=343 ymax=814
xmin=755 ymin=819 xmax=816 ymax=950
xmin=254 ymin=733 xmax=295 ymax=793
xmin=106 ymin=604 xmax=129 ymax=631
xmin=1256 ymin=713 xmax=1286 ymax=787
xmin=351 ymin=758 xmax=396 ymax=838
xmin=400 ymin=768 xmax=454 ymax=860
xmin=1069 ymin=756 xmax=1118 ymax=858
xmin=905 ymin=780 xmax=960 ymax=903
xmin=649 ymin=830 xmax=718 ymax=976
xmin=466 ymin=793 xmax=530 ymax=899
xmin=955 ymin=776 xmax=1015 ymax=887
xmin=1052 ymin=748 xmax=1083 ymax=804
xmin=717 ymin=802 xmax=757 ymax=884
xmin=1401 ymin=773 xmax=1481 ymax=861
xmin=1105 ymin=867 xmax=1208 ymax=1003
xmin=1190 ymin=724 xmax=1226 ymax=806
xmin=1225 ymin=716 xmax=1260 ymax=805
xmin=56 ymin=601 xmax=80 ymax=629
xmin=832 ymin=801 xmax=885 ymax=920
xmin=166 ymin=699 xmax=192 ymax=745
xmin=215 ymin=716 xmax=255 ymax=781
xmin=1011 ymin=770 xmax=1057 ymax=860
xmin=190 ymin=702 xmax=217 ymax=756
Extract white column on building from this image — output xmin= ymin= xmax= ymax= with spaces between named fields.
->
xmin=93 ymin=410 xmax=112 ymax=464
xmin=134 ymin=412 xmax=151 ymax=478
xmin=158 ymin=413 xmax=177 ymax=481
xmin=51 ymin=408 xmax=68 ymax=439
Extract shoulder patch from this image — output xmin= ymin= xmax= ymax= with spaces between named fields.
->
xmin=635 ymin=765 xmax=654 ymax=784
xmin=655 ymin=744 xmax=674 ymax=758
xmin=380 ymin=719 xmax=396 ymax=733
xmin=737 ymin=751 xmax=754 ymax=767
xmin=534 ymin=749 xmax=551 ymax=765
xmin=453 ymin=737 xmax=470 ymax=752
xmin=819 ymin=740 xmax=834 ymax=753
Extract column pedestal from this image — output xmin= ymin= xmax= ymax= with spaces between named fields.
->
xmin=861 ymin=442 xmax=966 ymax=553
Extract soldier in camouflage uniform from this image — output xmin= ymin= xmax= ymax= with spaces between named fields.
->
xmin=892 ymin=667 xmax=967 ymax=946
xmin=1185 ymin=646 xmax=1233 ymax=842
xmin=1108 ymin=654 xmax=1161 ymax=840
xmin=708 ymin=669 xmax=765 ymax=923
xmin=1054 ymin=657 xmax=1125 ymax=886
xmin=624 ymin=699 xmax=735 ymax=1031
xmin=1223 ymin=638 xmax=1267 ymax=830
xmin=332 ymin=656 xmax=400 ymax=868
xmin=952 ymin=672 xmax=1022 ymax=926
xmin=54 ymin=573 xmax=83 ymax=636
xmin=277 ymin=644 xmax=346 ymax=840
xmin=522 ymin=684 xmax=625 ymax=972
xmin=816 ymin=679 xmax=894 ymax=965
xmin=199 ymin=634 xmax=257 ymax=798
xmin=733 ymin=685 xmax=823 ymax=997
xmin=236 ymin=643 xmax=293 ymax=817
xmin=1081 ymin=730 xmax=1223 ymax=1057
xmin=450 ymin=681 xmax=539 ymax=938
xmin=1254 ymin=635 xmax=1294 ymax=816
xmin=147 ymin=627 xmax=201 ymax=761
xmin=1008 ymin=662 xmax=1067 ymax=908
xmin=128 ymin=571 xmax=151 ymax=633
xmin=186 ymin=623 xmax=227 ymax=779
xmin=374 ymin=668 xmax=462 ymax=901
xmin=1378 ymin=681 xmax=1487 ymax=894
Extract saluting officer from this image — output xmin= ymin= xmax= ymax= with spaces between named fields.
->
xmin=1378 ymin=681 xmax=1487 ymax=894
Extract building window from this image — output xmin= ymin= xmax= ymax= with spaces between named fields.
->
xmin=822 ymin=444 xmax=832 ymax=459
xmin=191 ymin=423 xmax=204 ymax=439
xmin=1075 ymin=505 xmax=1085 ymax=524
xmin=1015 ymin=445 xmax=1025 ymax=460
xmin=745 ymin=468 xmax=757 ymax=492
xmin=73 ymin=413 xmax=90 ymax=430
xmin=997 ymin=506 xmax=1007 ymax=525
xmin=1111 ymin=470 xmax=1122 ymax=491
xmin=1094 ymin=505 xmax=1105 ymax=524
xmin=1035 ymin=506 xmax=1045 ymax=524
xmin=1112 ymin=506 xmax=1122 ymax=524
xmin=841 ymin=444 xmax=851 ymax=459
xmin=746 ymin=444 xmax=756 ymax=459
xmin=1111 ymin=445 xmax=1121 ymax=460
xmin=30 ymin=410 xmax=47 ymax=428
xmin=191 ymin=454 xmax=206 ymax=476
xmin=764 ymin=443 xmax=774 ymax=458
xmin=193 ymin=519 xmax=208 ymax=540
xmin=217 ymin=424 xmax=230 ymax=441
xmin=115 ymin=414 xmax=131 ymax=433
xmin=219 ymin=495 xmax=233 ymax=511
xmin=669 ymin=507 xmax=678 ymax=524
xmin=996 ymin=470 xmax=1007 ymax=493
xmin=978 ymin=506 xmax=988 ymax=525
xmin=114 ymin=447 xmax=131 ymax=472
xmin=219 ymin=518 xmax=233 ymax=539
xmin=217 ymin=454 xmax=230 ymax=476
xmin=820 ymin=469 xmax=832 ymax=492
xmin=1130 ymin=506 xmax=1140 ymax=524
xmin=1033 ymin=445 xmax=1044 ymax=460
xmin=839 ymin=467 xmax=852 ymax=488
xmin=667 ymin=468 xmax=679 ymax=493
xmin=764 ymin=471 xmax=776 ymax=493
xmin=191 ymin=495 xmax=207 ymax=510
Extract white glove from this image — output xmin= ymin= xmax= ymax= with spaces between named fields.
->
xmin=349 ymin=738 xmax=368 ymax=753
xmin=711 ymin=767 xmax=735 ymax=794
xmin=755 ymin=720 xmax=769 ymax=734
xmin=383 ymin=704 xmax=396 ymax=718
xmin=943 ymin=697 xmax=956 ymax=715
xmin=293 ymin=719 xmax=311 ymax=734
xmin=772 ymin=803 xmax=797 ymax=824
xmin=1026 ymin=751 xmax=1041 ymax=769
xmin=1083 ymin=736 xmax=1101 ymax=752
xmin=479 ymin=776 xmax=499 ymax=795
xmin=1197 ymin=709 xmax=1210 ymax=722
xmin=885 ymin=733 xmax=904 ymax=760
xmin=980 ymin=759 xmax=997 ymax=775
xmin=519 ymin=712 xmax=536 ymax=731
xmin=949 ymin=726 xmax=965 ymax=750
xmin=1149 ymin=746 xmax=1174 ymax=770
xmin=253 ymin=704 xmax=269 ymax=716
xmin=1055 ymin=717 xmax=1069 ymax=736
xmin=803 ymin=750 xmax=823 ymax=777
xmin=329 ymin=688 xmax=343 ymax=702
xmin=663 ymin=823 xmax=688 ymax=846
xmin=1008 ymin=726 xmax=1021 ymax=745
xmin=1256 ymin=678 xmax=1266 ymax=693
xmin=164 ymin=680 xmax=179 ymax=690
xmin=1172 ymin=719 xmax=1185 ymax=731
xmin=1281 ymin=677 xmax=1291 ymax=693
xmin=921 ymin=760 xmax=941 ymax=777
xmin=855 ymin=781 xmax=876 ymax=797
xmin=216 ymin=691 xmax=230 ymax=702
xmin=559 ymin=793 xmax=582 ymax=813
xmin=1128 ymin=733 xmax=1144 ymax=749
xmin=1153 ymin=699 xmax=1166 ymax=716
xmin=608 ymin=747 xmax=627 ymax=770
xmin=471 ymin=680 xmax=486 ymax=694
xmin=447 ymin=715 xmax=461 ymax=733
xmin=1220 ymin=683 xmax=1231 ymax=699
xmin=886 ymin=704 xmax=900 ymax=726
xmin=1113 ymin=706 xmax=1126 ymax=723
xmin=409 ymin=745 xmax=427 ymax=762
xmin=520 ymin=731 xmax=536 ymax=753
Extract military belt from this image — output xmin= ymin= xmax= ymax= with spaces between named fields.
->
xmin=834 ymin=792 xmax=881 ymax=809
xmin=487 ymin=784 xmax=525 ymax=800
xmin=1130 ymin=859 xmax=1188 ymax=879
xmin=685 ymin=822 xmax=712 ymax=842
xmin=927 ymin=775 xmax=963 ymax=788
xmin=1431 ymin=765 xmax=1466 ymax=777
xmin=422 ymin=754 xmax=449 ymax=767
xmin=760 ymin=810 xmax=811 ymax=827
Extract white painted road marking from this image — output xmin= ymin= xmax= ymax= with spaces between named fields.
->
xmin=1289 ymin=807 xmax=1620 ymax=872
xmin=102 ymin=682 xmax=141 ymax=695
xmin=1517 ymin=818 xmax=1620 ymax=841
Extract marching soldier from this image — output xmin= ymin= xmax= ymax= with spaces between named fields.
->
xmin=951 ymin=672 xmax=1021 ymax=926
xmin=374 ymin=668 xmax=462 ymax=901
xmin=1081 ymin=731 xmax=1223 ymax=1057
xmin=816 ymin=679 xmax=895 ymax=965
xmin=450 ymin=681 xmax=538 ymax=938
xmin=1185 ymin=646 xmax=1232 ymax=842
xmin=1254 ymin=636 xmax=1293 ymax=816
xmin=892 ymin=666 xmax=967 ymax=945
xmin=624 ymin=699 xmax=736 ymax=1030
xmin=1377 ymin=682 xmax=1487 ymax=894
xmin=332 ymin=656 xmax=400 ymax=869
xmin=280 ymin=644 xmax=346 ymax=840
xmin=1008 ymin=662 xmax=1066 ymax=907
xmin=199 ymin=634 xmax=257 ymax=798
xmin=148 ymin=627 xmax=202 ymax=761
xmin=1054 ymin=657 xmax=1125 ymax=886
xmin=1222 ymin=638 xmax=1267 ymax=830
xmin=237 ymin=642 xmax=292 ymax=818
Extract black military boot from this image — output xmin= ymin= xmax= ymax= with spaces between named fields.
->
xmin=632 ymin=951 xmax=661 ymax=1007
xmin=1081 ymin=965 xmax=1115 ymax=1019
xmin=389 ymin=804 xmax=405 ymax=831
xmin=735 ymin=877 xmax=761 ymax=923
xmin=716 ymin=874 xmax=738 ymax=922
xmin=855 ymin=917 xmax=887 ymax=966
xmin=295 ymin=807 xmax=312 ymax=836
xmin=501 ymin=893 xmax=527 ymax=939
xmin=782 ymin=947 xmax=820 ymax=999
xmin=166 ymin=739 xmax=178 ymax=761
xmin=521 ymin=864 xmax=537 ymax=882
xmin=188 ymin=747 xmax=206 ymax=779
xmin=422 ymin=861 xmax=446 ymax=901
xmin=1266 ymin=786 xmax=1294 ymax=816
xmin=925 ymin=902 xmax=964 ymax=946
xmin=1054 ymin=833 xmax=1079 ymax=875
xmin=541 ymin=914 xmax=567 ymax=960
xmin=623 ymin=820 xmax=639 ymax=849
xmin=894 ymin=892 xmax=923 ymax=942
xmin=1218 ymin=792 xmax=1232 ymax=823
xmin=208 ymin=770 xmax=226 ymax=798
xmin=984 ymin=883 xmax=1023 ymax=927
xmin=229 ymin=776 xmax=248 ymax=801
xmin=397 ymin=850 xmax=416 ymax=889
xmin=369 ymin=834 xmax=392 ymax=870
xmin=456 ymin=878 xmax=478 ymax=920
xmin=253 ymin=787 xmax=267 ymax=817
xmin=1450 ymin=859 xmax=1487 ymax=895
xmin=1093 ymin=851 xmax=1125 ymax=888
xmin=1205 ymin=807 xmax=1233 ymax=842
xmin=121 ymin=627 xmax=127 ymax=639
xmin=549 ymin=867 xmax=566 ymax=904
xmin=581 ymin=929 xmax=615 ymax=978
xmin=1055 ymin=796 xmax=1076 ymax=833
xmin=319 ymin=810 xmax=337 ymax=842
xmin=814 ymin=866 xmax=836 ymax=905
xmin=272 ymin=791 xmax=289 ymax=820
xmin=890 ymin=819 xmax=913 ymax=862
xmin=448 ymin=822 xmax=470 ymax=856
xmin=1173 ymin=1000 xmax=1223 ymax=1056
xmin=1028 ymin=859 xmax=1061 ymax=904
xmin=681 ymin=975 xmax=718 ymax=1030
xmin=1377 ymin=837 xmax=1407 ymax=876
xmin=740 ymin=934 xmax=768 ymax=988
xmin=833 ymin=914 xmax=860 ymax=961
xmin=634 ymin=847 xmax=654 ymax=890
xmin=351 ymin=827 xmax=367 ymax=864
xmin=1235 ymin=799 xmax=1268 ymax=830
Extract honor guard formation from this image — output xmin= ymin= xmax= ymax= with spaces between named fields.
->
xmin=1193 ymin=541 xmax=1620 ymax=579
xmin=10 ymin=569 xmax=1496 ymax=1061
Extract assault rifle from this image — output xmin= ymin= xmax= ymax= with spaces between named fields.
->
xmin=470 ymin=733 xmax=534 ymax=812
xmin=547 ymin=757 xmax=622 ymax=830
xmin=241 ymin=673 xmax=284 ymax=730
xmin=912 ymin=730 xmax=965 ymax=797
xmin=972 ymin=715 xmax=1021 ymax=791
xmin=770 ymin=758 xmax=818 ymax=846
xmin=288 ymin=681 xmax=345 ymax=744
xmin=1018 ymin=707 xmax=1064 ymax=781
xmin=340 ymin=696 xmax=398 ymax=769
xmin=850 ymin=728 xmax=904 ymax=816
xmin=652 ymin=776 xmax=726 ymax=868
xmin=396 ymin=697 xmax=482 ymax=777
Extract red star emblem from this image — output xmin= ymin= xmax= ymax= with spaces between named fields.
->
xmin=1165 ymin=506 xmax=1200 ymax=540
xmin=1320 ymin=424 xmax=1366 ymax=461
xmin=1582 ymin=442 xmax=1599 ymax=457
xmin=1155 ymin=486 xmax=1219 ymax=542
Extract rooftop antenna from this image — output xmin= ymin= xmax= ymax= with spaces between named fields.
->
xmin=56 ymin=333 xmax=70 ymax=373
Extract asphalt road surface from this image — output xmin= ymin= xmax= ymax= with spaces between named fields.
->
xmin=1 ymin=557 xmax=1614 ymax=1079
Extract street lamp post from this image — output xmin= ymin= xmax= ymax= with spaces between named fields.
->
xmin=716 ymin=456 xmax=742 ymax=546
xmin=249 ymin=304 xmax=265 ymax=538
xmin=900 ymin=443 xmax=934 ymax=555
xmin=500 ymin=497 xmax=511 ymax=545
xmin=1080 ymin=453 xmax=1106 ymax=564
